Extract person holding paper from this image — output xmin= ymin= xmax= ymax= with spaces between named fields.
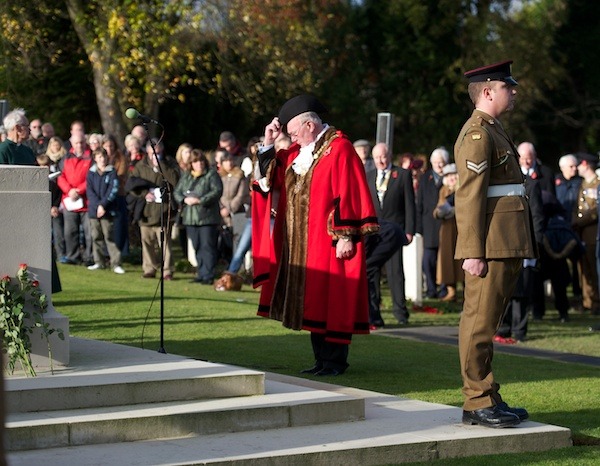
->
xmin=57 ymin=133 xmax=93 ymax=265
xmin=127 ymin=140 xmax=180 ymax=280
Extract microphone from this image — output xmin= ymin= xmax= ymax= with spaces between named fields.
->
xmin=125 ymin=107 xmax=160 ymax=124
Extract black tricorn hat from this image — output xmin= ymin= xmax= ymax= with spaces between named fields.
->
xmin=464 ymin=60 xmax=518 ymax=86
xmin=278 ymin=94 xmax=328 ymax=128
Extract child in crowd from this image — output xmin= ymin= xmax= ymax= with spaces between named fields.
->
xmin=86 ymin=148 xmax=125 ymax=274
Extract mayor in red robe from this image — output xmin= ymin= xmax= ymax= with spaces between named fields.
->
xmin=252 ymin=95 xmax=379 ymax=376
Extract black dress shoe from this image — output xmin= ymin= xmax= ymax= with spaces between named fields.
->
xmin=462 ymin=406 xmax=521 ymax=428
xmin=300 ymin=365 xmax=322 ymax=375
xmin=496 ymin=402 xmax=529 ymax=421
xmin=315 ymin=367 xmax=342 ymax=376
xmin=392 ymin=309 xmax=409 ymax=324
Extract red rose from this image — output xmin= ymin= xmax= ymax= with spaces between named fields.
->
xmin=32 ymin=280 xmax=40 ymax=288
xmin=19 ymin=263 xmax=27 ymax=270
xmin=530 ymin=171 xmax=538 ymax=180
xmin=1 ymin=275 xmax=10 ymax=282
xmin=392 ymin=171 xmax=398 ymax=179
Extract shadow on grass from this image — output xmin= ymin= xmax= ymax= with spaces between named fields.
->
xmin=100 ymin=331 xmax=600 ymax=390
xmin=54 ymin=294 xmax=260 ymax=308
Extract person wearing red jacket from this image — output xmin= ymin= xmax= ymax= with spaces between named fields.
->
xmin=252 ymin=95 xmax=379 ymax=376
xmin=57 ymin=133 xmax=93 ymax=265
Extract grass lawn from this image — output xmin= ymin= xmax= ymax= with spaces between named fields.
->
xmin=51 ymin=255 xmax=600 ymax=465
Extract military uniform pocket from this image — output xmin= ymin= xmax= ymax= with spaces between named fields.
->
xmin=485 ymin=196 xmax=530 ymax=258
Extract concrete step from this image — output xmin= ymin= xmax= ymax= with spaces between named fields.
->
xmin=6 ymin=340 xmax=265 ymax=413
xmin=7 ymin=382 xmax=572 ymax=466
xmin=5 ymin=338 xmax=573 ymax=465
xmin=6 ymin=379 xmax=364 ymax=451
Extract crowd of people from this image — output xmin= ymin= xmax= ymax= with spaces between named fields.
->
xmin=353 ymin=133 xmax=599 ymax=339
xmin=0 ymin=110 xmax=293 ymax=285
xmin=2 ymin=72 xmax=598 ymax=428
xmin=0 ymin=106 xmax=598 ymax=326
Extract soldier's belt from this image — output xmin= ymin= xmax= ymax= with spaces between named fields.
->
xmin=486 ymin=183 xmax=525 ymax=198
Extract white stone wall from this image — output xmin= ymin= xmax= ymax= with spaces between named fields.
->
xmin=0 ymin=166 xmax=70 ymax=368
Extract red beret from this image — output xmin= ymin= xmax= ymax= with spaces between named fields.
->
xmin=464 ymin=60 xmax=518 ymax=86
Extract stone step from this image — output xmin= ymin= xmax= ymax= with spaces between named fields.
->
xmin=6 ymin=340 xmax=265 ymax=413
xmin=7 ymin=387 xmax=572 ymax=466
xmin=5 ymin=338 xmax=573 ymax=465
xmin=6 ymin=379 xmax=364 ymax=452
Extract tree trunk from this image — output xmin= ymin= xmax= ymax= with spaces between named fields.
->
xmin=65 ymin=0 xmax=128 ymax=144
xmin=90 ymin=51 xmax=129 ymax=144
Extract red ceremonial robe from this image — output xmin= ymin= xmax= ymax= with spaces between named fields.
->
xmin=252 ymin=128 xmax=379 ymax=344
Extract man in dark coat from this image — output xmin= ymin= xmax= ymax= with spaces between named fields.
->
xmin=128 ymin=143 xmax=180 ymax=280
xmin=367 ymin=142 xmax=416 ymax=324
xmin=416 ymin=147 xmax=448 ymax=298
xmin=517 ymin=142 xmax=556 ymax=196
xmin=555 ymin=153 xmax=583 ymax=298
xmin=0 ymin=108 xmax=36 ymax=166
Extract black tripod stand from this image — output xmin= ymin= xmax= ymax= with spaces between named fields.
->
xmin=139 ymin=120 xmax=170 ymax=354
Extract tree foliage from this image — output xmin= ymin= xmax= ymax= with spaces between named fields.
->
xmin=63 ymin=0 xmax=209 ymax=142
xmin=0 ymin=1 xmax=96 ymax=136
xmin=0 ymin=0 xmax=598 ymax=161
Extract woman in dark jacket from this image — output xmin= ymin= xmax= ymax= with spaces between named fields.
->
xmin=174 ymin=149 xmax=223 ymax=284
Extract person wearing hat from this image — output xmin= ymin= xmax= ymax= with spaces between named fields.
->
xmin=454 ymin=60 xmax=537 ymax=427
xmin=252 ymin=94 xmax=379 ymax=376
xmin=433 ymin=162 xmax=463 ymax=303
xmin=353 ymin=139 xmax=375 ymax=172
xmin=573 ymin=152 xmax=600 ymax=314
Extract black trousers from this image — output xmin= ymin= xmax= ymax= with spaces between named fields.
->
xmin=186 ymin=224 xmax=219 ymax=281
xmin=310 ymin=333 xmax=349 ymax=373
xmin=498 ymin=298 xmax=528 ymax=341
xmin=365 ymin=221 xmax=405 ymax=325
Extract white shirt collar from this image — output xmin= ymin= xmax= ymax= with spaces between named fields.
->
xmin=292 ymin=124 xmax=330 ymax=175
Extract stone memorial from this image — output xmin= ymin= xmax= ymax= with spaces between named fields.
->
xmin=0 ymin=166 xmax=70 ymax=368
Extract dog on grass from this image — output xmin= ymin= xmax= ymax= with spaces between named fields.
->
xmin=214 ymin=271 xmax=243 ymax=291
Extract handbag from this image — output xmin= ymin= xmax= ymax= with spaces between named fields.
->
xmin=173 ymin=207 xmax=184 ymax=228
xmin=218 ymin=225 xmax=234 ymax=261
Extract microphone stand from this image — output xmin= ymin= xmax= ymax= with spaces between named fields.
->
xmin=140 ymin=120 xmax=169 ymax=354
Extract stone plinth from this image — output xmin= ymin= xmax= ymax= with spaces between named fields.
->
xmin=0 ymin=166 xmax=70 ymax=368
xmin=404 ymin=233 xmax=423 ymax=306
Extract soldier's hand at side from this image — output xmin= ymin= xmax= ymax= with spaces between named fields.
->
xmin=462 ymin=258 xmax=487 ymax=277
xmin=263 ymin=117 xmax=282 ymax=147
